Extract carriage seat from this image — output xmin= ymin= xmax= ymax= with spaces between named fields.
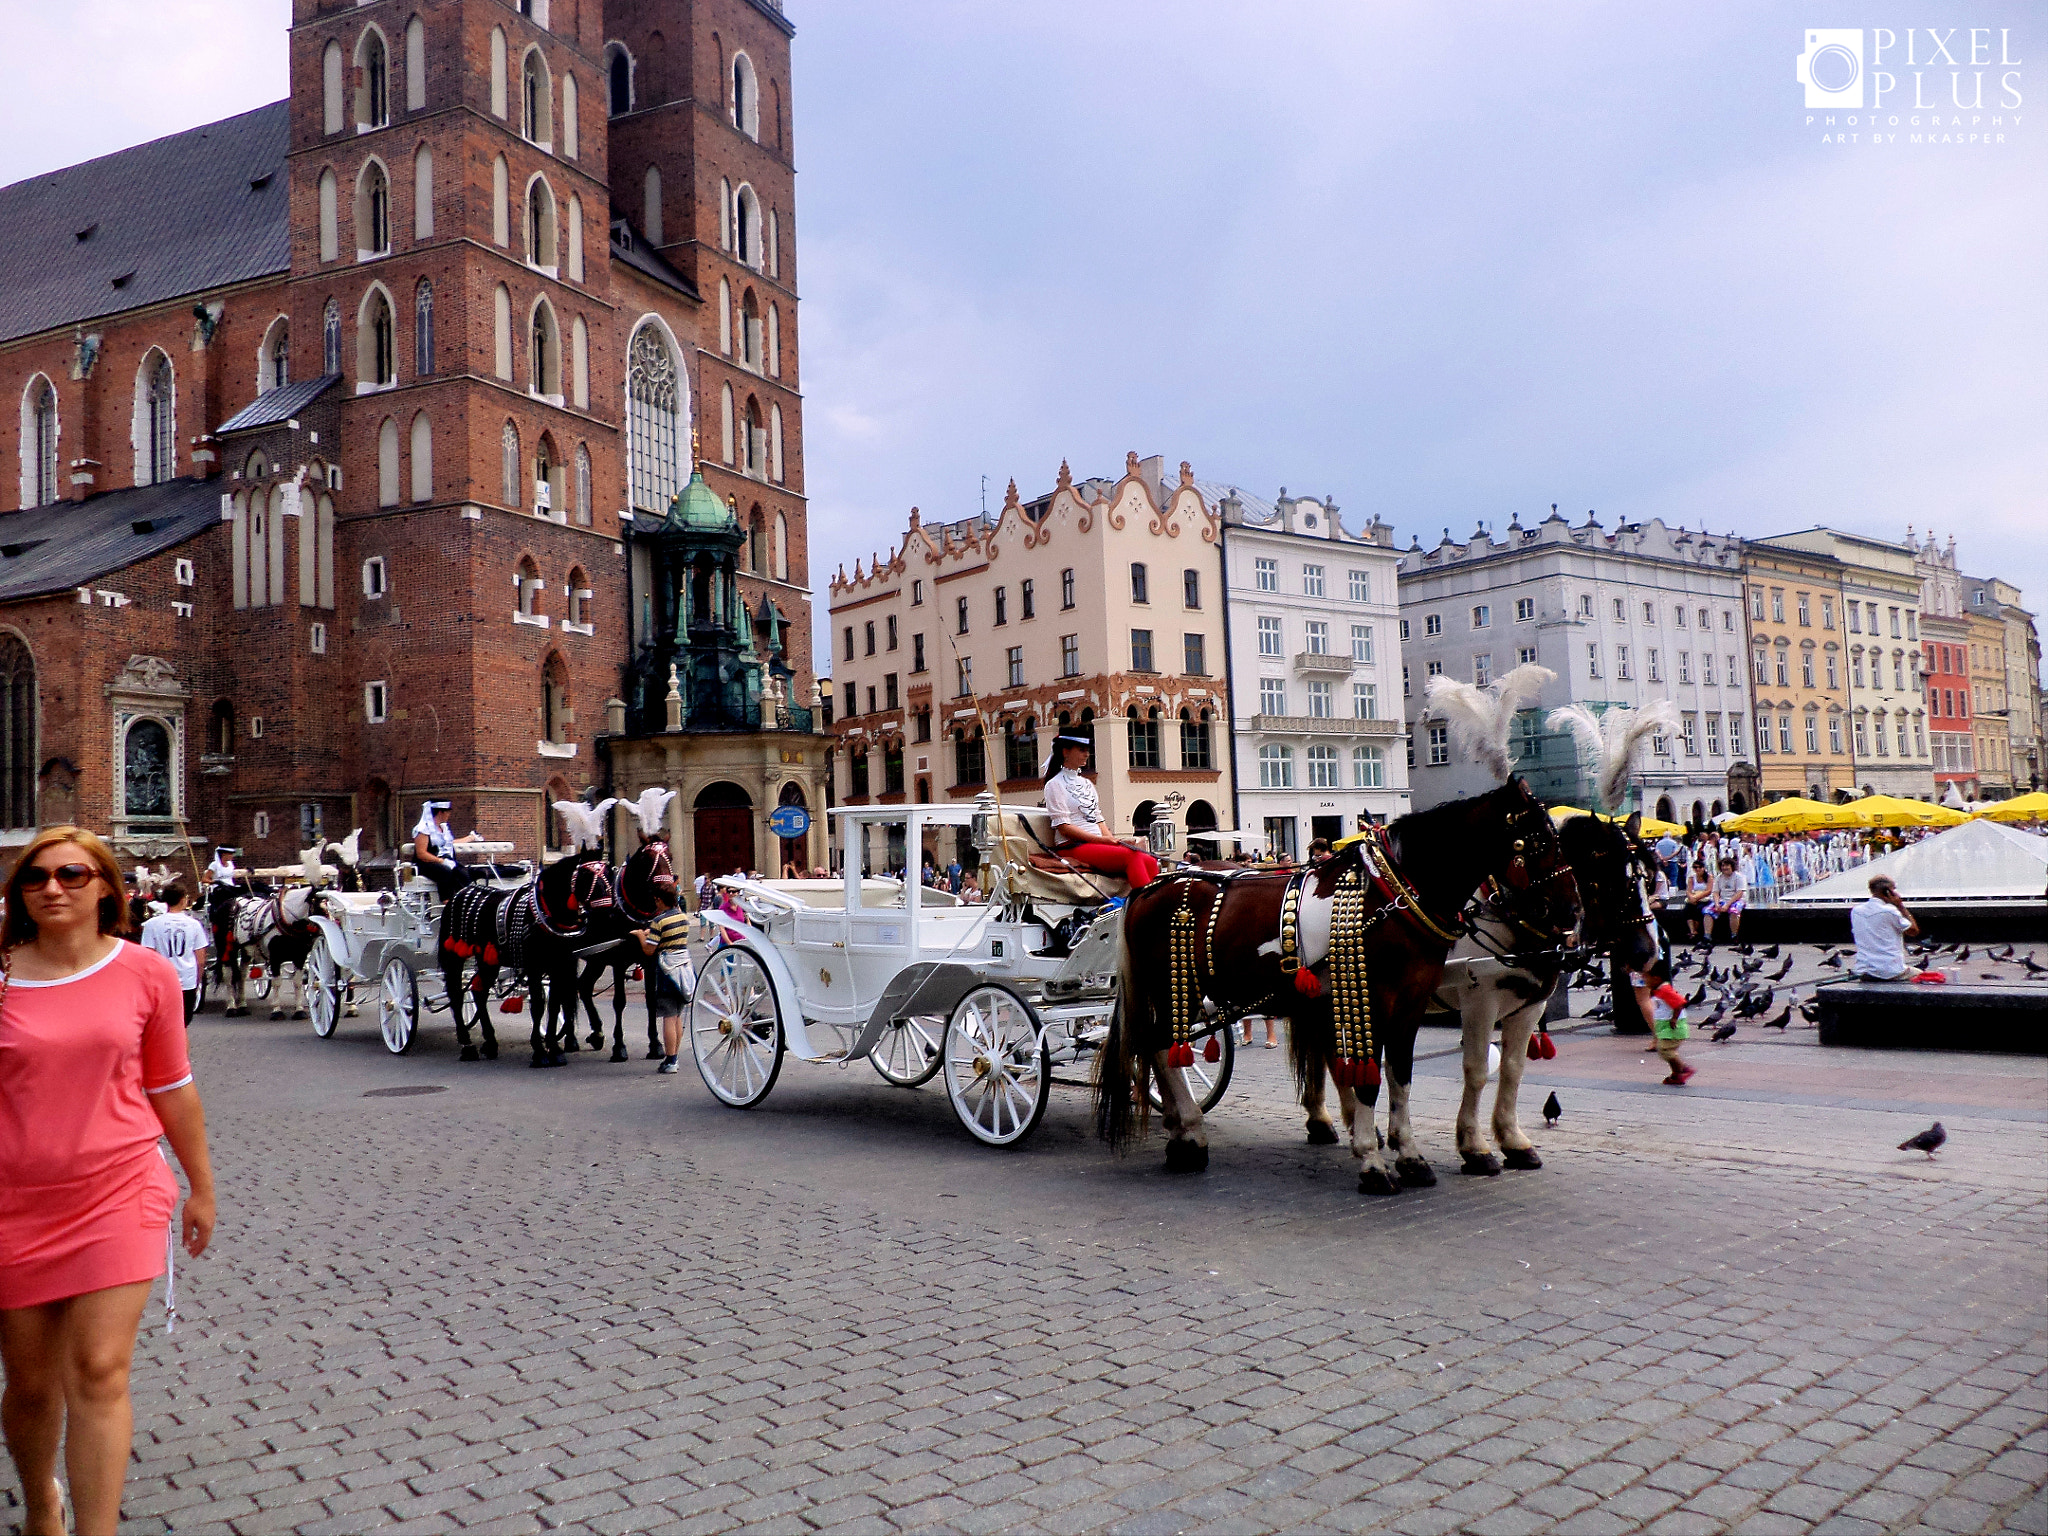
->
xmin=994 ymin=808 xmax=1129 ymax=905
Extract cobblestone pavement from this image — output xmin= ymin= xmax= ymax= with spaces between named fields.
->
xmin=9 ymin=942 xmax=2046 ymax=1535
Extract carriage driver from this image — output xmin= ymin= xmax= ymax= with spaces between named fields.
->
xmin=412 ymin=801 xmax=488 ymax=903
xmin=1042 ymin=732 xmax=1160 ymax=889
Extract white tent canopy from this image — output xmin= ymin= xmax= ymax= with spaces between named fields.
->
xmin=1778 ymin=817 xmax=2048 ymax=906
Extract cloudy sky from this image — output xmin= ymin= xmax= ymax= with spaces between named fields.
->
xmin=7 ymin=2 xmax=2040 ymax=663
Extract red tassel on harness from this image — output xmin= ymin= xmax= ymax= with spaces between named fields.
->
xmin=1528 ymin=1032 xmax=1542 ymax=1059
xmin=1165 ymin=1042 xmax=1194 ymax=1068
xmin=1203 ymin=1035 xmax=1221 ymax=1063
xmin=1293 ymin=967 xmax=1323 ymax=998
xmin=1538 ymin=1031 xmax=1557 ymax=1060
xmin=500 ymin=994 xmax=526 ymax=1013
xmin=1362 ymin=1057 xmax=1381 ymax=1089
xmin=482 ymin=943 xmax=498 ymax=965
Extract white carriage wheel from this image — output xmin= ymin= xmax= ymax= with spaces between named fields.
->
xmin=942 ymin=984 xmax=1050 ymax=1148
xmin=689 ymin=948 xmax=785 ymax=1108
xmin=307 ymin=943 xmax=341 ymax=1039
xmin=870 ymin=1012 xmax=945 ymax=1088
xmin=379 ymin=958 xmax=419 ymax=1055
xmin=247 ymin=959 xmax=274 ymax=1001
xmin=1147 ymin=1020 xmax=1236 ymax=1115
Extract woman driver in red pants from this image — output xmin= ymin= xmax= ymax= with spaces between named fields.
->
xmin=1042 ymin=733 xmax=1159 ymax=888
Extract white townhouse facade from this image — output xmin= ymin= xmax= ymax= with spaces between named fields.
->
xmin=1397 ymin=511 xmax=1752 ymax=823
xmin=1216 ymin=489 xmax=1409 ymax=857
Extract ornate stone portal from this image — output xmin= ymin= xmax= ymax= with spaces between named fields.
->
xmin=105 ymin=654 xmax=200 ymax=858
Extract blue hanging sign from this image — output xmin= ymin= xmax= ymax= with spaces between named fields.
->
xmin=767 ymin=805 xmax=811 ymax=840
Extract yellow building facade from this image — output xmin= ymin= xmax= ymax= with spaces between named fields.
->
xmin=1742 ymin=543 xmax=1853 ymax=800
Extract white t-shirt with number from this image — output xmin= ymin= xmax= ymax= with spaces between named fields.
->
xmin=140 ymin=911 xmax=211 ymax=991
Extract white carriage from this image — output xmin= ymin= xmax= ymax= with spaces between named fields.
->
xmin=688 ymin=796 xmax=1238 ymax=1147
xmin=301 ymin=845 xmax=526 ymax=1054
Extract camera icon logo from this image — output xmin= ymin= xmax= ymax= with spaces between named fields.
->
xmin=1796 ymin=27 xmax=1864 ymax=108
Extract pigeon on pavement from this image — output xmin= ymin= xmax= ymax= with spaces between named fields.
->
xmin=1761 ymin=944 xmax=1780 ymax=958
xmin=1686 ymin=983 xmax=1707 ymax=1006
xmin=1821 ymin=952 xmax=1846 ymax=969
xmin=2025 ymin=955 xmax=2047 ymax=975
xmin=1955 ymin=945 xmax=1971 ymax=963
xmin=1763 ymin=1005 xmax=1791 ymax=1029
xmin=1768 ymin=957 xmax=1794 ymax=981
xmin=1897 ymin=1122 xmax=1946 ymax=1158
xmin=1542 ymin=1091 xmax=1562 ymax=1127
xmin=1800 ymin=999 xmax=1821 ymax=1022
xmin=1711 ymin=1023 xmax=1737 ymax=1042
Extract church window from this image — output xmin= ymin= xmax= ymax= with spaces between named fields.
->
xmin=570 ymin=316 xmax=589 ymax=408
xmin=356 ymin=28 xmax=389 ymax=129
xmin=355 ymin=159 xmax=391 ymax=256
xmin=404 ymin=15 xmax=426 ymax=111
xmin=561 ymin=74 xmax=578 ymax=157
xmin=489 ymin=27 xmax=507 ymax=118
xmin=606 ymin=45 xmax=632 ymax=116
xmin=534 ymin=433 xmax=560 ymax=519
xmin=363 ymin=556 xmax=387 ymax=598
xmin=717 ymin=278 xmax=732 ymax=354
xmin=410 ymin=413 xmax=433 ymax=503
xmin=733 ymin=184 xmax=760 ymax=269
xmin=731 ymin=52 xmax=759 ymax=140
xmin=261 ymin=318 xmax=289 ymax=392
xmin=142 ymin=353 xmax=175 ymax=485
xmin=525 ymin=175 xmax=557 ymax=268
xmin=719 ymin=383 xmax=734 ymax=464
xmin=123 ymin=719 xmax=173 ymax=822
xmin=317 ymin=169 xmax=338 ymax=261
xmin=357 ymin=287 xmax=395 ymax=386
xmin=574 ymin=443 xmax=592 ymax=526
xmin=491 ymin=155 xmax=509 ymax=245
xmin=740 ymin=289 xmax=761 ymax=368
xmin=414 ymin=280 xmax=434 ymax=374
xmin=567 ymin=568 xmax=589 ymax=628
xmin=627 ymin=324 xmax=681 ymax=514
xmin=768 ymin=303 xmax=780 ymax=376
xmin=492 ymin=285 xmax=512 ymax=378
xmin=322 ymin=299 xmax=341 ymax=373
xmin=767 ymin=208 xmax=779 ymax=278
xmin=565 ymin=193 xmax=583 ymax=280
xmin=413 ymin=144 xmax=433 ymax=238
xmin=323 ymin=41 xmax=345 ymax=134
xmin=770 ymin=403 xmax=783 ymax=483
xmin=0 ymin=637 xmax=34 ymax=830
xmin=773 ymin=512 xmax=788 ymax=580
xmin=23 ymin=377 xmax=60 ymax=507
xmin=520 ymin=48 xmax=552 ymax=145
xmin=377 ymin=416 xmax=400 ymax=508
xmin=643 ymin=166 xmax=663 ymax=245
xmin=742 ymin=396 xmax=763 ymax=476
xmin=542 ymin=655 xmax=570 ymax=745
xmin=364 ymin=682 xmax=388 ymax=724
xmin=501 ymin=421 xmax=521 ymax=508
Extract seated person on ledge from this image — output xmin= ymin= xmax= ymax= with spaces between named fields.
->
xmin=1851 ymin=874 xmax=1927 ymax=981
xmin=1042 ymin=733 xmax=1159 ymax=888
xmin=1704 ymin=855 xmax=1747 ymax=940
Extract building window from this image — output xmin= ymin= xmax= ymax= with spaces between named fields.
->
xmin=1586 ymin=644 xmax=1601 ymax=678
xmin=1183 ymin=569 xmax=1200 ymax=608
xmin=1257 ymin=616 xmax=1283 ymax=657
xmin=363 ymin=556 xmax=388 ymax=598
xmin=1702 ymin=652 xmax=1716 ymax=684
xmin=1675 ymin=606 xmax=1688 ymax=630
xmin=27 ymin=378 xmax=59 ymax=507
xmin=1351 ymin=624 xmax=1373 ymax=663
xmin=1006 ymin=647 xmax=1024 ymax=688
xmin=1513 ymin=597 xmax=1535 ymax=622
xmin=1613 ymin=598 xmax=1627 ymax=621
xmin=627 ymin=325 xmax=680 ymax=514
xmin=1615 ymin=646 xmax=1630 ymax=680
xmin=1303 ymin=564 xmax=1325 ymax=598
xmin=1180 ymin=708 xmax=1213 ymax=769
xmin=1826 ymin=654 xmax=1839 ymax=689
xmin=1829 ymin=716 xmax=1844 ymax=754
xmin=1678 ymin=652 xmax=1690 ymax=684
xmin=1258 ymin=678 xmax=1286 ymax=716
xmin=913 ymin=633 xmax=926 ymax=673
xmin=356 ymin=160 xmax=391 ymax=257
xmin=1750 ymin=587 xmax=1766 ymax=621
xmin=1403 ymin=665 xmax=1410 ymax=697
xmin=956 ymin=596 xmax=970 ymax=635
xmin=1254 ymin=557 xmax=1278 ymax=593
xmin=1004 ymin=718 xmax=1039 ymax=782
xmin=848 ymin=748 xmax=869 ymax=797
xmin=1681 ymin=714 xmax=1698 ymax=755
xmin=1348 ymin=569 xmax=1371 ymax=603
xmin=1471 ymin=604 xmax=1490 ymax=629
xmin=144 ymin=354 xmax=175 ymax=484
xmin=841 ymin=626 xmax=854 ymax=662
xmin=863 ymin=621 xmax=875 ymax=657
xmin=1424 ymin=613 xmax=1442 ymax=637
xmin=1795 ymin=592 xmax=1811 ymax=626
xmin=1183 ymin=632 xmax=1206 ymax=676
xmin=1399 ymin=619 xmax=1410 ymax=641
xmin=1821 ymin=597 xmax=1836 ymax=629
xmin=1128 ymin=707 xmax=1161 ymax=769
xmin=1305 ymin=744 xmax=1338 ymax=788
xmin=500 ymin=421 xmax=519 ymax=507
xmin=1060 ymin=634 xmax=1079 ymax=677
xmin=1518 ymin=646 xmax=1539 ymax=667
xmin=1801 ymin=653 xmax=1815 ymax=688
xmin=1756 ymin=716 xmax=1772 ymax=754
xmin=1306 ymin=680 xmax=1333 ymax=718
xmin=1805 ymin=715 xmax=1820 ymax=754
xmin=1258 ymin=744 xmax=1293 ymax=789
xmin=1353 ymin=682 xmax=1378 ymax=720
xmin=886 ymin=615 xmax=898 ymax=651
xmin=1427 ymin=659 xmax=1442 ymax=678
xmin=955 ymin=657 xmax=973 ymax=697
xmin=1579 ymin=594 xmax=1595 ymax=617
xmin=993 ymin=587 xmax=1008 ymax=626
xmin=1130 ymin=563 xmax=1149 ymax=604
xmin=1468 ymin=654 xmax=1488 ymax=687
xmin=1020 ymin=579 xmax=1035 ymax=620
xmin=357 ymin=27 xmax=389 ymax=127
xmin=1779 ymin=715 xmax=1794 ymax=754
xmin=1647 ymin=648 xmax=1660 ymax=682
xmin=1706 ymin=714 xmax=1721 ymax=755
xmin=1352 ymin=745 xmax=1384 ymax=789
xmin=364 ymin=681 xmax=389 ymax=723
xmin=1427 ymin=725 xmax=1449 ymax=766
xmin=0 ymin=637 xmax=34 ymax=829
xmin=953 ymin=727 xmax=985 ymax=786
xmin=1060 ymin=569 xmax=1075 ymax=608
xmin=882 ymin=672 xmax=899 ymax=711
xmin=1264 ymin=816 xmax=1298 ymax=861
xmin=1304 ymin=620 xmax=1329 ymax=655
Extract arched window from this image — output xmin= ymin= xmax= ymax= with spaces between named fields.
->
xmin=355 ymin=159 xmax=391 ymax=256
xmin=322 ymin=40 xmax=345 ymax=134
xmin=413 ymin=143 xmax=433 ymax=238
xmin=529 ymin=299 xmax=559 ymax=397
xmin=414 ymin=280 xmax=434 ymax=374
xmin=355 ymin=28 xmax=389 ymax=128
xmin=720 ymin=382 xmax=734 ymax=464
xmin=606 ymin=44 xmax=632 ymax=115
xmin=719 ymin=177 xmax=732 ymax=248
xmin=731 ymin=51 xmax=758 ymax=139
xmin=259 ymin=317 xmax=289 ymax=393
xmin=770 ymin=403 xmax=783 ymax=483
xmin=491 ymin=154 xmax=509 ymax=245
xmin=405 ymin=15 xmax=426 ymax=110
xmin=317 ymin=168 xmax=338 ymax=261
xmin=643 ymin=165 xmax=663 ymax=244
xmin=492 ymin=284 xmax=512 ymax=378
xmin=569 ymin=315 xmax=589 ymax=407
xmin=520 ymin=48 xmax=553 ymax=144
xmin=516 ymin=557 xmax=541 ymax=616
xmin=357 ymin=287 xmax=395 ymax=385
xmin=141 ymin=353 xmax=175 ymax=484
xmin=768 ymin=302 xmax=780 ymax=376
xmin=773 ymin=511 xmax=788 ymax=581
xmin=733 ymin=183 xmax=760 ymax=268
xmin=953 ymin=726 xmax=986 ymax=787
xmin=767 ymin=208 xmax=779 ymax=277
xmin=566 ymin=192 xmax=583 ymax=279
xmin=534 ymin=432 xmax=560 ymax=518
xmin=1180 ymin=707 xmax=1213 ymax=770
xmin=123 ymin=719 xmax=173 ymax=821
xmin=542 ymin=653 xmax=570 ymax=745
xmin=22 ymin=378 xmax=60 ymax=508
xmin=377 ymin=416 xmax=400 ymax=507
xmin=627 ymin=324 xmax=681 ymax=513
xmin=525 ymin=175 xmax=557 ymax=267
xmin=740 ymin=288 xmax=760 ymax=367
xmin=489 ymin=26 xmax=507 ymax=118
xmin=561 ymin=73 xmax=577 ymax=157
xmin=747 ymin=506 xmax=764 ymax=572
xmin=717 ymin=277 xmax=731 ymax=354
xmin=1351 ymin=744 xmax=1384 ymax=789
xmin=567 ymin=566 xmax=589 ymax=627
xmin=322 ymin=298 xmax=341 ymax=374
xmin=0 ymin=636 xmax=35 ymax=831
xmin=410 ymin=411 xmax=433 ymax=502
xmin=501 ymin=421 xmax=520 ymax=507
xmin=741 ymin=396 xmax=763 ymax=476
xmin=574 ymin=442 xmax=592 ymax=526
xmin=1128 ymin=706 xmax=1162 ymax=769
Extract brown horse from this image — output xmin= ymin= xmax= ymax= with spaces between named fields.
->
xmin=1096 ymin=779 xmax=1565 ymax=1193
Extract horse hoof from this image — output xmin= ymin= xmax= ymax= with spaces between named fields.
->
xmin=1358 ymin=1166 xmax=1403 ymax=1197
xmin=459 ymin=1046 xmax=480 ymax=1063
xmin=610 ymin=1045 xmax=628 ymax=1063
xmin=561 ymin=1036 xmax=580 ymax=1053
xmin=550 ymin=1051 xmax=566 ymax=1066
xmin=481 ymin=1042 xmax=499 ymax=1061
xmin=1460 ymin=1153 xmax=1503 ymax=1177
xmin=1305 ymin=1121 xmax=1340 ymax=1146
xmin=646 ymin=1046 xmax=665 ymax=1060
xmin=1502 ymin=1147 xmax=1544 ymax=1171
xmin=529 ymin=1056 xmax=550 ymax=1069
xmin=269 ymin=1010 xmax=286 ymax=1021
xmin=1394 ymin=1158 xmax=1438 ymax=1188
xmin=587 ymin=1033 xmax=604 ymax=1050
xmin=291 ymin=1010 xmax=307 ymax=1020
xmin=1162 ymin=1140 xmax=1210 ymax=1174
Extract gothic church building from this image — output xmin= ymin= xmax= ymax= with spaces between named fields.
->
xmin=0 ymin=0 xmax=811 ymax=872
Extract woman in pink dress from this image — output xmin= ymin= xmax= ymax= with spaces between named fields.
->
xmin=0 ymin=827 xmax=216 ymax=1536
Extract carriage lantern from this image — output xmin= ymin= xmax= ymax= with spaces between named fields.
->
xmin=1146 ymin=816 xmax=1178 ymax=857
xmin=969 ymin=790 xmax=999 ymax=852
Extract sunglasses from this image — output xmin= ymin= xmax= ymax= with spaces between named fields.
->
xmin=18 ymin=863 xmax=100 ymax=892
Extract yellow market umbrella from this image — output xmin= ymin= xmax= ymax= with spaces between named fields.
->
xmin=1722 ymin=796 xmax=1857 ymax=833
xmin=1548 ymin=805 xmax=1687 ymax=838
xmin=1846 ymin=794 xmax=1968 ymax=829
xmin=1548 ymin=805 xmax=1599 ymax=822
xmin=1635 ymin=816 xmax=1687 ymax=838
xmin=1975 ymin=791 xmax=2048 ymax=823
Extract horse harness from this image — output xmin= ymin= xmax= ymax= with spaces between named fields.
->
xmin=441 ymin=863 xmax=592 ymax=969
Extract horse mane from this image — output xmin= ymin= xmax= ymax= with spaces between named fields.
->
xmin=1546 ymin=701 xmax=1680 ymax=813
xmin=1423 ymin=664 xmax=1554 ymax=782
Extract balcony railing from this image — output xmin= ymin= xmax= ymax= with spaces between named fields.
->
xmin=1250 ymin=714 xmax=1405 ymax=737
xmin=1293 ymin=650 xmax=1356 ymax=674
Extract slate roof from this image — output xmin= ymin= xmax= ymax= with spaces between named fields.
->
xmin=609 ymin=220 xmax=703 ymax=302
xmin=217 ymin=374 xmax=342 ymax=434
xmin=0 ymin=102 xmax=291 ymax=347
xmin=0 ymin=478 xmax=224 ymax=603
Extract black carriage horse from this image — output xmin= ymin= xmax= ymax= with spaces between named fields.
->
xmin=437 ymin=849 xmax=614 ymax=1065
xmin=574 ymin=834 xmax=679 ymax=1062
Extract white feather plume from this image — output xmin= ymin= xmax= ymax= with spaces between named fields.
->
xmin=553 ymin=798 xmax=618 ymax=851
xmin=624 ymin=786 xmax=677 ymax=839
xmin=332 ymin=828 xmax=361 ymax=867
xmin=1546 ymin=701 xmax=1681 ymax=813
xmin=1423 ymin=663 xmax=1555 ymax=782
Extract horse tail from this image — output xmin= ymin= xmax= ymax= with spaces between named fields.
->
xmin=1286 ymin=992 xmax=1322 ymax=1099
xmin=1094 ymin=906 xmax=1150 ymax=1152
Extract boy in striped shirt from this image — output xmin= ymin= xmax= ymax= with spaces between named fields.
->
xmin=634 ymin=886 xmax=695 ymax=1074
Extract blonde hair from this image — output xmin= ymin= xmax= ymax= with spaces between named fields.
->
xmin=2 ymin=826 xmax=133 ymax=950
